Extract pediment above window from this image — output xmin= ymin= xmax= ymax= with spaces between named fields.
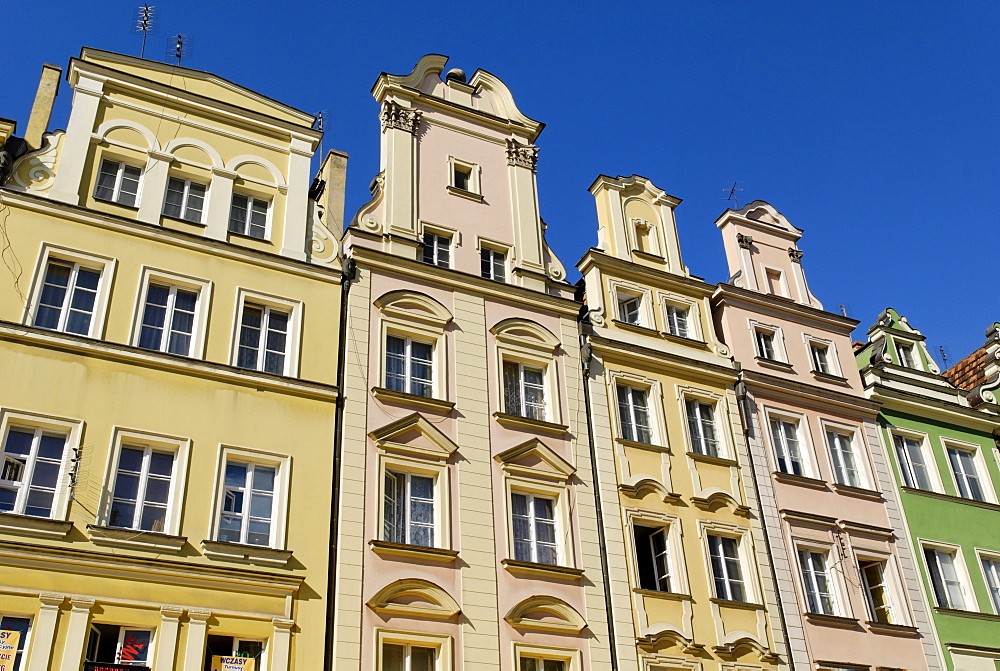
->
xmin=495 ymin=439 xmax=575 ymax=481
xmin=491 ymin=318 xmax=560 ymax=353
xmin=367 ymin=578 xmax=461 ymax=620
xmin=505 ymin=595 xmax=586 ymax=634
xmin=375 ymin=290 xmax=452 ymax=329
xmin=369 ymin=413 xmax=459 ymax=461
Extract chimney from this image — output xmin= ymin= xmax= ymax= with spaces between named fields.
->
xmin=318 ymin=149 xmax=349 ymax=234
xmin=25 ymin=63 xmax=62 ymax=149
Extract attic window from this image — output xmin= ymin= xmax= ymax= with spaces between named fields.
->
xmin=453 ymin=166 xmax=471 ymax=192
xmin=447 ymin=157 xmax=480 ymax=197
xmin=765 ymin=268 xmax=787 ymax=297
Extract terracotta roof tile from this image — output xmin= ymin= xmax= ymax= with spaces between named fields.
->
xmin=943 ymin=347 xmax=988 ymax=390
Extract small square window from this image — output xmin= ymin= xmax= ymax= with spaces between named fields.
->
xmin=163 ymin=177 xmax=207 ymax=223
xmin=481 ymin=248 xmax=506 ymax=282
xmin=0 ymin=427 xmax=67 ymax=518
xmin=511 ymin=491 xmax=558 ymax=565
xmin=755 ymin=328 xmax=777 ymax=360
xmin=810 ymin=343 xmax=832 ymax=374
xmin=617 ymin=385 xmax=652 ymax=444
xmin=617 ymin=294 xmax=642 ymax=326
xmin=685 ymin=399 xmax=719 ymax=457
xmin=32 ymin=260 xmax=102 ymax=336
xmin=634 ymin=525 xmax=671 ymax=592
xmin=422 ymin=233 xmax=451 ymax=268
xmin=664 ymin=304 xmax=689 ymax=338
xmin=503 ymin=361 xmax=547 ymax=421
xmin=94 ymin=159 xmax=142 ymax=207
xmin=86 ymin=624 xmax=152 ymax=666
xmin=228 ymin=193 xmax=269 ymax=239
xmin=452 ymin=165 xmax=471 ymax=192
xmin=708 ymin=534 xmax=746 ymax=602
xmin=799 ymin=549 xmax=836 ymax=615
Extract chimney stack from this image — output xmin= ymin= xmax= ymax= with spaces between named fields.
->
xmin=25 ymin=63 xmax=62 ymax=149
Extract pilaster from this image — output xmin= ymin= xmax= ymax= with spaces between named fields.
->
xmin=205 ymin=168 xmax=237 ymax=241
xmin=25 ymin=594 xmax=62 ymax=671
xmin=58 ymin=596 xmax=95 ymax=671
xmin=183 ymin=610 xmax=212 ymax=671
xmin=281 ymin=136 xmax=312 ymax=261
xmin=506 ymin=140 xmax=545 ymax=291
xmin=50 ymin=74 xmax=105 ymax=205
xmin=136 ymin=150 xmax=173 ymax=225
xmin=737 ymin=233 xmax=759 ymax=291
xmin=153 ymin=606 xmax=184 ymax=671
xmin=380 ymin=100 xmax=420 ymax=256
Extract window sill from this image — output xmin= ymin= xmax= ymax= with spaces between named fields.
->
xmin=446 ymin=185 xmax=483 ymax=202
xmin=371 ymin=387 xmax=455 ymax=413
xmin=934 ymin=607 xmax=1000 ymax=622
xmin=201 ymin=539 xmax=292 ymax=568
xmin=803 ymin=612 xmax=862 ymax=629
xmin=493 ymin=412 xmax=569 ymax=436
xmin=772 ymin=470 xmax=829 ymax=490
xmin=865 ymin=621 xmax=920 ymax=637
xmin=710 ymin=598 xmax=765 ymax=611
xmin=611 ymin=319 xmax=659 ymax=336
xmin=755 ymin=356 xmax=794 ymax=371
xmin=369 ymin=540 xmax=458 ymax=563
xmin=227 ymin=230 xmax=272 ymax=244
xmin=633 ymin=588 xmax=692 ymax=601
xmin=830 ymin=482 xmax=883 ymax=501
xmin=88 ymin=525 xmax=185 ymax=552
xmin=0 ymin=512 xmax=73 ymax=540
xmin=502 ymin=559 xmax=584 ymax=582
xmin=901 ymin=486 xmax=1000 ymax=512
xmin=662 ymin=331 xmax=706 ymax=348
xmin=686 ymin=451 xmax=738 ymax=468
xmin=811 ymin=370 xmax=850 ymax=385
xmin=93 ymin=195 xmax=139 ymax=211
xmin=160 ymin=213 xmax=206 ymax=228
xmin=630 ymin=249 xmax=666 ymax=262
xmin=616 ymin=437 xmax=670 ymax=453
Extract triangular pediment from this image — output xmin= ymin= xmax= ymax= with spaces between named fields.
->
xmin=369 ymin=413 xmax=458 ymax=460
xmin=495 ymin=439 xmax=575 ymax=481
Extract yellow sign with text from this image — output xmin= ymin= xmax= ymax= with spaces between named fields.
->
xmin=210 ymin=656 xmax=255 ymax=671
xmin=0 ymin=630 xmax=20 ymax=671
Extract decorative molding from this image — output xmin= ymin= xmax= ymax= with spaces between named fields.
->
xmin=367 ymin=578 xmax=461 ymax=620
xmin=368 ymin=540 xmax=458 ymax=563
xmin=309 ymin=203 xmax=340 ymax=266
xmin=505 ymin=138 xmax=539 ymax=170
xmin=736 ymin=233 xmax=754 ymax=249
xmin=788 ymin=247 xmax=804 ymax=262
xmin=200 ymin=539 xmax=292 ymax=568
xmin=380 ymin=101 xmax=422 ymax=135
xmin=501 ymin=559 xmax=584 ymax=581
xmin=87 ymin=525 xmax=186 ymax=552
xmin=0 ymin=513 xmax=72 ymax=540
xmin=630 ymin=217 xmax=653 ymax=231
xmin=505 ymin=595 xmax=587 ymax=634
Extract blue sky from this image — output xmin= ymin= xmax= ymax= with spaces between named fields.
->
xmin=4 ymin=1 xmax=997 ymax=365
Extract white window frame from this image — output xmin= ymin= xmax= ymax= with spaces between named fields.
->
xmin=476 ymin=236 xmax=511 ymax=283
xmin=502 ymin=360 xmax=549 ymax=422
xmin=748 ymin=319 xmax=788 ymax=363
xmin=856 ymin=551 xmax=907 ymax=625
xmin=702 ymin=525 xmax=752 ymax=603
xmin=766 ymin=411 xmax=810 ymax=477
xmin=681 ymin=391 xmax=725 ymax=459
xmin=505 ymin=475 xmax=570 ymax=568
xmin=25 ymin=245 xmax=116 ymax=339
xmin=94 ymin=157 xmax=143 ymax=207
xmin=378 ymin=314 xmax=448 ymax=401
xmin=615 ymin=383 xmax=655 ymax=445
xmin=944 ymin=439 xmax=996 ymax=503
xmin=510 ymin=489 xmax=559 ymax=565
xmin=976 ymin=549 xmax=1000 ymax=615
xmin=822 ymin=422 xmax=868 ymax=489
xmin=891 ymin=430 xmax=940 ymax=493
xmin=101 ymin=428 xmax=190 ymax=537
xmin=610 ymin=281 xmax=652 ymax=328
xmin=625 ymin=509 xmax=688 ymax=596
xmin=231 ymin=289 xmax=302 ymax=377
xmin=895 ymin=340 xmax=917 ymax=368
xmin=479 ymin=247 xmax=506 ymax=282
xmin=514 ymin=644 xmax=579 ymax=671
xmin=384 ymin=334 xmax=435 ymax=398
xmin=422 ymin=231 xmax=452 ymax=269
xmin=162 ymin=175 xmax=208 ymax=223
xmin=379 ymin=455 xmax=445 ymax=549
xmin=921 ymin=541 xmax=977 ymax=611
xmin=493 ymin=320 xmax=562 ymax=425
xmin=0 ymin=409 xmax=82 ymax=521
xmin=804 ymin=335 xmax=842 ymax=377
xmin=228 ymin=191 xmax=272 ymax=240
xmin=210 ymin=446 xmax=289 ymax=550
xmin=447 ymin=156 xmax=481 ymax=195
xmin=130 ymin=267 xmax=212 ymax=359
xmin=376 ymin=629 xmax=451 ymax=671
xmin=797 ymin=547 xmax=838 ymax=615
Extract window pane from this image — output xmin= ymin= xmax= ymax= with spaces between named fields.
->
xmin=381 ymin=644 xmax=405 ymax=671
xmin=164 ymin=178 xmax=185 ymax=217
xmin=37 ymin=434 xmax=66 ymax=460
xmin=119 ymin=629 xmax=151 ymax=663
xmin=503 ymin=362 xmax=522 ymax=415
xmin=95 ymin=160 xmax=118 ymax=200
xmin=229 ymin=194 xmax=249 ymax=233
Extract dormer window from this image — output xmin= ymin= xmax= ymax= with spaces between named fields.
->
xmin=94 ymin=159 xmax=142 ymax=208
xmin=896 ymin=342 xmax=915 ymax=368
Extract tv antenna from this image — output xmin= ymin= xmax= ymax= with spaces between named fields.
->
xmin=939 ymin=345 xmax=949 ymax=369
xmin=168 ymin=34 xmax=192 ymax=66
xmin=315 ymin=110 xmax=329 ymax=156
xmin=133 ymin=5 xmax=156 ymax=59
xmin=720 ymin=181 xmax=743 ymax=209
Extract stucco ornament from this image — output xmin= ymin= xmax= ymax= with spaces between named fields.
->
xmin=736 ymin=233 xmax=753 ymax=249
xmin=308 ymin=203 xmax=340 ymax=266
xmin=788 ymin=247 xmax=804 ymax=262
xmin=10 ymin=131 xmax=63 ymax=193
xmin=547 ymin=262 xmax=565 ymax=281
xmin=505 ymin=138 xmax=539 ymax=171
xmin=588 ymin=307 xmax=606 ymax=327
xmin=380 ymin=101 xmax=422 ymax=135
xmin=631 ymin=217 xmax=652 ymax=231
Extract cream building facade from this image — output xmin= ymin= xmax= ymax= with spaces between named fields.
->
xmin=0 ymin=49 xmax=345 ymax=670
xmin=577 ymin=176 xmax=786 ymax=670
xmin=330 ymin=55 xmax=613 ymax=671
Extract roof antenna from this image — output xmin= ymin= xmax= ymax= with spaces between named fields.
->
xmin=720 ymin=181 xmax=743 ymax=209
xmin=840 ymin=305 xmax=848 ymax=317
xmin=168 ymin=34 xmax=192 ymax=66
xmin=134 ymin=5 xmax=156 ymax=59
xmin=939 ymin=346 xmax=949 ymax=369
xmin=315 ymin=110 xmax=328 ymax=157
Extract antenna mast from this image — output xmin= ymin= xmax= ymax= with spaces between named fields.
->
xmin=170 ymin=34 xmax=192 ymax=66
xmin=720 ymin=181 xmax=743 ymax=209
xmin=134 ymin=5 xmax=156 ymax=59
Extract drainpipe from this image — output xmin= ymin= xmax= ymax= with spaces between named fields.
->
xmin=735 ymin=378 xmax=795 ymax=670
xmin=580 ymin=334 xmax=619 ymax=671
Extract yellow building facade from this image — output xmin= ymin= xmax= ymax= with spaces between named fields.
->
xmin=578 ymin=176 xmax=787 ymax=670
xmin=0 ymin=50 xmax=344 ymax=670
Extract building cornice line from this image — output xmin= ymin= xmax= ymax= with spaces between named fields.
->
xmin=587 ymin=334 xmax=737 ymax=382
xmin=713 ymin=284 xmax=859 ymax=331
xmin=741 ymin=370 xmax=879 ymax=415
xmin=577 ymin=250 xmax=712 ymax=296
xmin=867 ymin=384 xmax=999 ymax=430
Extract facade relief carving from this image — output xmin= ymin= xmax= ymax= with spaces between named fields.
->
xmin=736 ymin=233 xmax=753 ymax=249
xmin=380 ymin=100 xmax=422 ymax=135
xmin=505 ymin=138 xmax=539 ymax=171
xmin=10 ymin=130 xmax=63 ymax=193
xmin=788 ymin=248 xmax=804 ymax=262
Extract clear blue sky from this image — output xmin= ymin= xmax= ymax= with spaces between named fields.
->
xmin=4 ymin=1 xmax=997 ymax=366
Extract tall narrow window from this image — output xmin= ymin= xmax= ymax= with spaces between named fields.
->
xmin=799 ymin=550 xmax=835 ymax=615
xmin=237 ymin=303 xmax=289 ymax=375
xmin=893 ymin=435 xmax=932 ymax=490
xmin=810 ymin=343 xmax=832 ymax=374
xmin=860 ymin=560 xmax=894 ymax=624
xmin=686 ymin=399 xmax=719 ymax=457
xmin=665 ymin=304 xmax=689 ymax=338
xmin=94 ymin=159 xmax=142 ymax=207
xmin=826 ymin=431 xmax=860 ymax=487
xmin=755 ymin=329 xmax=777 ymax=360
xmin=228 ymin=193 xmax=269 ymax=239
xmin=0 ymin=427 xmax=66 ymax=518
xmin=765 ymin=268 xmax=786 ymax=296
xmin=896 ymin=343 xmax=915 ymax=368
xmin=382 ymin=643 xmax=436 ymax=671
xmin=708 ymin=534 xmax=746 ymax=602
xmin=33 ymin=260 xmax=101 ymax=336
xmin=617 ymin=295 xmax=642 ymax=326
xmin=218 ymin=461 xmax=276 ymax=546
xmin=108 ymin=446 xmax=174 ymax=532
xmin=480 ymin=248 xmax=505 ymax=282
xmin=0 ymin=616 xmax=30 ymax=671
xmin=385 ymin=336 xmax=433 ymax=397
xmin=503 ymin=361 xmax=546 ymax=421
xmin=162 ymin=177 xmax=207 ymax=223
xmin=617 ymin=385 xmax=652 ymax=444
xmin=422 ymin=233 xmax=451 ymax=268
xmin=770 ymin=418 xmax=804 ymax=475
xmin=383 ymin=471 xmax=435 ymax=547
xmin=924 ymin=547 xmax=965 ymax=609
xmin=634 ymin=525 xmax=671 ymax=592
xmin=138 ymin=283 xmax=198 ymax=356
xmin=948 ymin=447 xmax=985 ymax=501
xmin=511 ymin=492 xmax=557 ymax=565
xmin=982 ymin=558 xmax=1000 ymax=613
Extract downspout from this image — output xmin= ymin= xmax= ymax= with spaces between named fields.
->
xmin=735 ymin=378 xmax=795 ymax=670
xmin=324 ymin=257 xmax=356 ymax=671
xmin=580 ymin=333 xmax=619 ymax=671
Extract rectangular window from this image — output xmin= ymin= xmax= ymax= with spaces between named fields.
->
xmin=452 ymin=165 xmax=471 ymax=192
xmin=237 ymin=303 xmax=289 ymax=375
xmin=218 ymin=461 xmax=275 ymax=546
xmin=0 ymin=616 xmax=30 ymax=671
xmin=948 ymin=447 xmax=985 ymax=501
xmin=708 ymin=534 xmax=746 ymax=602
xmin=860 ymin=560 xmax=894 ymax=624
xmin=163 ymin=177 xmax=207 ymax=223
xmin=512 ymin=492 xmax=557 ymax=565
xmin=826 ymin=431 xmax=860 ymax=487
xmin=686 ymin=399 xmax=719 ymax=457
xmin=634 ymin=525 xmax=671 ymax=592
xmin=503 ymin=361 xmax=546 ymax=421
xmin=982 ymin=558 xmax=1000 ymax=613
xmin=765 ymin=268 xmax=785 ymax=296
xmin=204 ymin=635 xmax=264 ymax=670
xmin=382 ymin=642 xmax=436 ymax=671
xmin=422 ymin=233 xmax=451 ymax=268
xmin=94 ymin=159 xmax=142 ymax=207
xmin=228 ymin=193 xmax=269 ymax=239
xmin=924 ymin=547 xmax=965 ymax=609
xmin=383 ymin=470 xmax=435 ymax=547
xmin=770 ymin=418 xmax=804 ymax=476
xmin=810 ymin=343 xmax=832 ymax=374
xmin=755 ymin=329 xmax=776 ymax=360
xmin=86 ymin=624 xmax=152 ymax=666
xmin=32 ymin=260 xmax=101 ymax=336
xmin=617 ymin=385 xmax=652 ymax=444
xmin=618 ymin=295 xmax=642 ymax=325
xmin=0 ymin=427 xmax=66 ymax=518
xmin=480 ymin=248 xmax=505 ymax=282
xmin=108 ymin=445 xmax=174 ymax=533
xmin=893 ymin=435 xmax=932 ymax=490
xmin=665 ymin=304 xmax=689 ymax=338
xmin=385 ymin=335 xmax=433 ymax=398
xmin=519 ymin=658 xmax=565 ymax=671
xmin=896 ymin=343 xmax=915 ymax=368
xmin=138 ymin=283 xmax=198 ymax=356
xmin=799 ymin=550 xmax=836 ymax=615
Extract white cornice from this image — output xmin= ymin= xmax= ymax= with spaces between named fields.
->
xmin=578 ymin=250 xmax=709 ymax=295
xmin=712 ymin=284 xmax=858 ymax=332
xmin=867 ymin=384 xmax=999 ymax=430
xmin=587 ymin=334 xmax=737 ymax=384
xmin=741 ymin=369 xmax=880 ymax=416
